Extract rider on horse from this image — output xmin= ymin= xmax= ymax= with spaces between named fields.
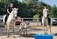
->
xmin=5 ymin=2 xmax=14 ymax=24
xmin=42 ymin=6 xmax=48 ymax=26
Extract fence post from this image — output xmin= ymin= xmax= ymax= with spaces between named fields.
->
xmin=22 ymin=18 xmax=23 ymax=22
xmin=37 ymin=18 xmax=38 ymax=26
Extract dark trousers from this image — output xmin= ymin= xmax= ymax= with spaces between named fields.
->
xmin=5 ymin=14 xmax=9 ymax=24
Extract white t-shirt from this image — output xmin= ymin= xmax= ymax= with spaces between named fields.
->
xmin=43 ymin=8 xmax=48 ymax=17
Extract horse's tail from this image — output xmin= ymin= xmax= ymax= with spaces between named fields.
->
xmin=3 ymin=15 xmax=6 ymax=25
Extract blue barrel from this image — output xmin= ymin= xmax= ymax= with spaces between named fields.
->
xmin=34 ymin=34 xmax=53 ymax=39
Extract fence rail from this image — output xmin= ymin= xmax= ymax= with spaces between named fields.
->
xmin=0 ymin=16 xmax=57 ymax=35
xmin=20 ymin=18 xmax=41 ymax=26
xmin=0 ymin=15 xmax=57 ymax=26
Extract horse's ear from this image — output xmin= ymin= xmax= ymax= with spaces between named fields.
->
xmin=13 ymin=8 xmax=18 ymax=10
xmin=16 ymin=8 xmax=18 ymax=10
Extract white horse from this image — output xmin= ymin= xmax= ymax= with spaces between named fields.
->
xmin=19 ymin=22 xmax=27 ymax=35
xmin=42 ymin=8 xmax=48 ymax=34
xmin=19 ymin=21 xmax=29 ymax=35
xmin=3 ymin=8 xmax=18 ymax=37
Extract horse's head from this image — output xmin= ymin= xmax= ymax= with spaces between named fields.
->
xmin=10 ymin=8 xmax=18 ymax=18
xmin=13 ymin=8 xmax=18 ymax=17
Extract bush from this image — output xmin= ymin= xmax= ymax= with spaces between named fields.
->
xmin=0 ymin=2 xmax=7 ymax=15
xmin=33 ymin=14 xmax=39 ymax=20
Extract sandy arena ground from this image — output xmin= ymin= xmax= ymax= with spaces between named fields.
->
xmin=0 ymin=25 xmax=57 ymax=39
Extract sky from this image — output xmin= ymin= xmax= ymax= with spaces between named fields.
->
xmin=39 ymin=0 xmax=57 ymax=6
xmin=17 ymin=0 xmax=22 ymax=2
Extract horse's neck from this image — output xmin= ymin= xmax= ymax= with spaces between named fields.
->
xmin=21 ymin=22 xmax=27 ymax=27
xmin=10 ymin=11 xmax=14 ymax=17
xmin=8 ymin=11 xmax=15 ymax=21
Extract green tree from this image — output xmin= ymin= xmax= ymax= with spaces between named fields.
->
xmin=49 ymin=5 xmax=57 ymax=18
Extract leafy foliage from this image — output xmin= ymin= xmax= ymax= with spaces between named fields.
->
xmin=49 ymin=5 xmax=57 ymax=18
xmin=0 ymin=0 xmax=57 ymax=18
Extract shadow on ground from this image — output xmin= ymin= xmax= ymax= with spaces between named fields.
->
xmin=20 ymin=33 xmax=35 ymax=37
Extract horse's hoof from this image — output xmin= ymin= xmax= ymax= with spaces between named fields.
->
xmin=13 ymin=36 xmax=16 ymax=38
xmin=19 ymin=35 xmax=21 ymax=37
xmin=7 ymin=35 xmax=9 ymax=37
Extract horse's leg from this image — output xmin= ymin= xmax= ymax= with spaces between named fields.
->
xmin=50 ymin=25 xmax=52 ymax=34
xmin=47 ymin=18 xmax=52 ymax=34
xmin=23 ymin=28 xmax=25 ymax=34
xmin=12 ymin=21 xmax=15 ymax=33
xmin=25 ymin=28 xmax=27 ymax=34
xmin=19 ymin=26 xmax=22 ymax=35
xmin=21 ymin=27 xmax=24 ymax=34
xmin=24 ymin=25 xmax=27 ymax=34
xmin=21 ymin=27 xmax=25 ymax=34
xmin=13 ymin=25 xmax=14 ymax=33
xmin=19 ymin=28 xmax=21 ymax=35
xmin=45 ymin=18 xmax=49 ymax=34
xmin=47 ymin=18 xmax=51 ymax=34
xmin=43 ymin=17 xmax=48 ymax=34
xmin=47 ymin=22 xmax=52 ymax=34
xmin=20 ymin=24 xmax=24 ymax=34
xmin=6 ymin=23 xmax=10 ymax=37
xmin=42 ymin=17 xmax=45 ymax=34
xmin=44 ymin=17 xmax=48 ymax=34
xmin=46 ymin=18 xmax=49 ymax=34
xmin=13 ymin=21 xmax=16 ymax=38
xmin=44 ymin=18 xmax=46 ymax=34
xmin=18 ymin=23 xmax=22 ymax=35
xmin=4 ymin=24 xmax=7 ymax=35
